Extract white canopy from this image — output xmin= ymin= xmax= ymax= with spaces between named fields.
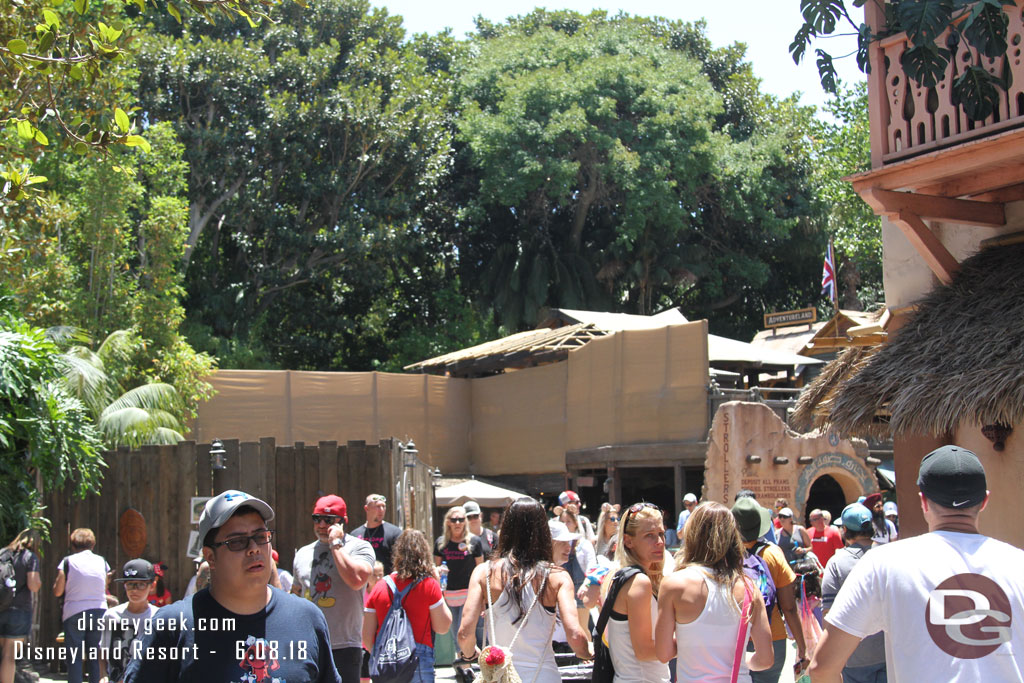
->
xmin=434 ymin=479 xmax=527 ymax=508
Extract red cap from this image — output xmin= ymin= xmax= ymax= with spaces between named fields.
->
xmin=314 ymin=494 xmax=347 ymax=522
xmin=271 ymin=549 xmax=279 ymax=562
xmin=863 ymin=493 xmax=883 ymax=509
xmin=558 ymin=491 xmax=580 ymax=506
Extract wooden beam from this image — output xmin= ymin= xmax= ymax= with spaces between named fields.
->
xmin=565 ymin=441 xmax=708 ymax=467
xmin=807 ymin=335 xmax=888 ymax=349
xmin=968 ymin=183 xmax=1024 ymax=203
xmin=980 ymin=230 xmax=1024 ymax=249
xmin=893 ymin=211 xmax=959 ymax=284
xmin=861 ymin=188 xmax=1005 ymax=227
xmin=915 ymin=161 xmax=1024 ymax=199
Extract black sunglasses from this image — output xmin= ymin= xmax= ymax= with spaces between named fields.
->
xmin=312 ymin=514 xmax=341 ymax=525
xmin=210 ymin=530 xmax=274 ymax=552
xmin=449 ymin=517 xmax=466 ymax=523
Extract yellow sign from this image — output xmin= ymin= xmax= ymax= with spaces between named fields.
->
xmin=763 ymin=307 xmax=817 ymax=329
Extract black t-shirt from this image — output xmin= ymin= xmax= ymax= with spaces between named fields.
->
xmin=434 ymin=536 xmax=483 ymax=591
xmin=349 ymin=521 xmax=402 ymax=573
xmin=6 ymin=548 xmax=39 ymax=612
xmin=474 ymin=527 xmax=496 ymax=558
xmin=123 ymin=587 xmax=339 ymax=683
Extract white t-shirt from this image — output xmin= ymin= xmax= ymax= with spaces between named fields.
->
xmin=293 ymin=535 xmax=376 ymax=649
xmin=826 ymin=530 xmax=1024 ymax=682
xmin=871 ymin=518 xmax=898 ymax=545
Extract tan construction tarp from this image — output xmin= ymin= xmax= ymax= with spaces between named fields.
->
xmin=192 ymin=370 xmax=473 ymax=474
xmin=567 ymin=321 xmax=709 ymax=449
xmin=194 ymin=321 xmax=711 ymax=477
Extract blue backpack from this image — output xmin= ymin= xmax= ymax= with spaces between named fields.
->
xmin=743 ymin=540 xmax=777 ymax=621
xmin=369 ymin=575 xmax=423 ymax=683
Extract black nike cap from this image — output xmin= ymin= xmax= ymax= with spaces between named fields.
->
xmin=917 ymin=445 xmax=987 ymax=510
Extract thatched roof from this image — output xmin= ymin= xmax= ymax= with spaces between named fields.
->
xmin=807 ymin=244 xmax=1024 ymax=438
xmin=790 ymin=346 xmax=879 ymax=431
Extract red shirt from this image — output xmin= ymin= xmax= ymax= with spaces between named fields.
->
xmin=808 ymin=526 xmax=844 ymax=566
xmin=365 ymin=573 xmax=444 ymax=647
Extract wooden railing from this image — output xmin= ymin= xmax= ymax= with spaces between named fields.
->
xmin=867 ymin=0 xmax=1024 ymax=165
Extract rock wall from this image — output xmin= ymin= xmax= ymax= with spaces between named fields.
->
xmin=703 ymin=402 xmax=877 ymax=521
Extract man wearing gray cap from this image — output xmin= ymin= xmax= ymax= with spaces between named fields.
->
xmin=809 ymin=445 xmax=1024 ymax=682
xmin=124 ymin=490 xmax=340 ymax=682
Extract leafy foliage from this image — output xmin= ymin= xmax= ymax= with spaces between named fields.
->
xmin=0 ymin=302 xmax=104 ymax=540
xmin=809 ymin=82 xmax=882 ymax=311
xmin=792 ymin=0 xmax=1017 ymax=120
xmin=454 ymin=12 xmax=827 ymax=338
xmin=136 ymin=0 xmax=480 ymax=370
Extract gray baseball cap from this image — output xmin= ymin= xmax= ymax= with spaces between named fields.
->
xmin=198 ymin=490 xmax=274 ymax=546
xmin=463 ymin=501 xmax=482 ymax=516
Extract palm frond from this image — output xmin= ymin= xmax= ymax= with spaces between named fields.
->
xmin=45 ymin=326 xmax=90 ymax=346
xmin=56 ymin=352 xmax=112 ymax=417
xmin=151 ymin=427 xmax=185 ymax=445
xmin=101 ymin=383 xmax=182 ymax=417
xmin=96 ymin=330 xmax=141 ymax=366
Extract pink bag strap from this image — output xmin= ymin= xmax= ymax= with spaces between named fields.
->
xmin=731 ymin=578 xmax=754 ymax=683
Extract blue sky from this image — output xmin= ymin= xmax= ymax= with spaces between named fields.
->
xmin=370 ymin=0 xmax=865 ymax=114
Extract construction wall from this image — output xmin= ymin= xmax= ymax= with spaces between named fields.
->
xmin=193 ymin=322 xmax=710 ymax=477
xmin=193 ymin=371 xmax=473 ymax=474
xmin=567 ymin=321 xmax=709 ymax=450
xmin=470 ymin=363 xmax=568 ymax=475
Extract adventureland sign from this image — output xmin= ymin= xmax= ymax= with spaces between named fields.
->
xmin=763 ymin=307 xmax=817 ymax=329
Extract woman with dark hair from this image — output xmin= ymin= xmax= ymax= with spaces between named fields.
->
xmin=364 ymin=529 xmax=452 ymax=682
xmin=655 ymin=502 xmax=773 ymax=682
xmin=457 ymin=497 xmax=591 ymax=682
xmin=0 ymin=529 xmax=41 ymax=683
xmin=53 ymin=527 xmax=110 ymax=683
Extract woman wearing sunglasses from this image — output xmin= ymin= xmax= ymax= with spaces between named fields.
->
xmin=434 ymin=506 xmax=484 ymax=649
xmin=601 ymin=502 xmax=670 ymax=683
xmin=655 ymin=502 xmax=773 ymax=682
xmin=594 ymin=503 xmax=620 ymax=560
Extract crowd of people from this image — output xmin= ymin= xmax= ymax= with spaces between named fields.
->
xmin=0 ymin=443 xmax=1021 ymax=682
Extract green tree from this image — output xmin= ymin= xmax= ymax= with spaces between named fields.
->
xmin=136 ymin=0 xmax=477 ymax=369
xmin=1 ymin=0 xmax=296 ymax=201
xmin=453 ymin=12 xmax=827 ymax=338
xmin=793 ymin=0 xmax=1017 ymax=120
xmin=0 ymin=301 xmax=104 ymax=539
xmin=811 ymin=82 xmax=882 ymax=310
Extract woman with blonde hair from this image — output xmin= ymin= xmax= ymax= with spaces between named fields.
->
xmin=1 ymin=530 xmax=41 ymax=683
xmin=365 ymin=529 xmax=452 ymax=682
xmin=600 ymin=502 xmax=670 ymax=683
xmin=655 ymin=502 xmax=773 ymax=682
xmin=434 ymin=506 xmax=484 ymax=649
xmin=594 ymin=503 xmax=620 ymax=559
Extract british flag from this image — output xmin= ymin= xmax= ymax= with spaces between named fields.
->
xmin=821 ymin=239 xmax=837 ymax=306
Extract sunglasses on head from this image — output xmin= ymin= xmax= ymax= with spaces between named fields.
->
xmin=622 ymin=501 xmax=661 ymax=525
xmin=312 ymin=514 xmax=341 ymax=525
xmin=367 ymin=495 xmax=386 ymax=503
xmin=210 ymin=529 xmax=275 ymax=552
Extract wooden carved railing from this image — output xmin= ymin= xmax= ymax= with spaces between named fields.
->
xmin=867 ymin=1 xmax=1024 ymax=166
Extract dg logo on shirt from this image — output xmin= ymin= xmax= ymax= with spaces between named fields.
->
xmin=926 ymin=573 xmax=1012 ymax=659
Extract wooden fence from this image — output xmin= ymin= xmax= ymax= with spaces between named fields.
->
xmin=36 ymin=437 xmax=435 ymax=651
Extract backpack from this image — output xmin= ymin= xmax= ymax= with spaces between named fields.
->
xmin=369 ymin=575 xmax=423 ymax=683
xmin=592 ymin=565 xmax=643 ymax=683
xmin=743 ymin=541 xmax=777 ymax=622
xmin=0 ymin=549 xmax=17 ymax=612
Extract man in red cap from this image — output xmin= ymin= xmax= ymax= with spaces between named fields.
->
xmin=292 ymin=494 xmax=375 ymax=682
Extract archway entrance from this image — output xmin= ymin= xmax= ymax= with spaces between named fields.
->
xmin=804 ymin=474 xmax=847 ymax=526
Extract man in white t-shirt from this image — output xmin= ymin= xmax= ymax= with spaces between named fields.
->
xmin=862 ymin=492 xmax=898 ymax=546
xmin=809 ymin=445 xmax=1024 ymax=682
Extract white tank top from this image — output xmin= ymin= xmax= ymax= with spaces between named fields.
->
xmin=673 ymin=566 xmax=751 ymax=683
xmin=488 ymin=571 xmax=560 ymax=683
xmin=604 ymin=590 xmax=671 ymax=683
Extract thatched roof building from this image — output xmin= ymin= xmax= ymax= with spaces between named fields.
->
xmin=796 ymin=244 xmax=1024 ymax=441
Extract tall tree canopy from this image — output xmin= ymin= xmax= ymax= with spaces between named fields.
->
xmin=453 ymin=12 xmax=827 ymax=338
xmin=136 ymin=0 xmax=484 ymax=369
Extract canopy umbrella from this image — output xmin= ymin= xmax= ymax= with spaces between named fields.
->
xmin=434 ymin=479 xmax=527 ymax=508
